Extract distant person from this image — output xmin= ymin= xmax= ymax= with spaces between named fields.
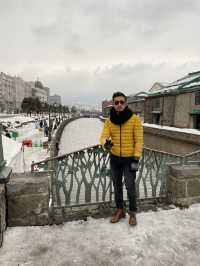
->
xmin=39 ymin=120 xmax=43 ymax=128
xmin=5 ymin=130 xmax=11 ymax=138
xmin=43 ymin=119 xmax=48 ymax=128
xmin=44 ymin=126 xmax=49 ymax=137
xmin=35 ymin=121 xmax=39 ymax=129
xmin=100 ymin=91 xmax=144 ymax=226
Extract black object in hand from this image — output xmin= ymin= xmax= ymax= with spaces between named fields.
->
xmin=130 ymin=158 xmax=139 ymax=171
xmin=104 ymin=139 xmax=113 ymax=151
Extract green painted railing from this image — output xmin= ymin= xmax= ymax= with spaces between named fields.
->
xmin=31 ymin=145 xmax=195 ymax=208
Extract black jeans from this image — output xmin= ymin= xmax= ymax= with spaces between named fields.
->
xmin=110 ymin=154 xmax=137 ymax=212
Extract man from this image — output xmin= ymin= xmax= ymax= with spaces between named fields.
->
xmin=100 ymin=92 xmax=143 ymax=226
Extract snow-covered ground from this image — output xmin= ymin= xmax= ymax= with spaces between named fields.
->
xmin=3 ymin=115 xmax=200 ymax=172
xmin=0 ymin=204 xmax=200 ymax=266
xmin=0 ymin=114 xmax=36 ymax=128
xmin=1 ymin=116 xmax=200 ymax=265
xmin=1 ymin=115 xmax=49 ymax=172
xmin=1 ymin=116 xmax=103 ymax=172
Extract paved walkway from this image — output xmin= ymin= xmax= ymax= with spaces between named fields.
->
xmin=0 ymin=204 xmax=200 ymax=266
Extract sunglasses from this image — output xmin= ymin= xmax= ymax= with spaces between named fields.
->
xmin=114 ymin=100 xmax=125 ymax=105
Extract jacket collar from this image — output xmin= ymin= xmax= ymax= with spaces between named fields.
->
xmin=110 ymin=106 xmax=133 ymax=125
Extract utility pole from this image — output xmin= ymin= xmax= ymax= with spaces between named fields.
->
xmin=161 ymin=93 xmax=165 ymax=126
xmin=48 ymin=105 xmax=52 ymax=142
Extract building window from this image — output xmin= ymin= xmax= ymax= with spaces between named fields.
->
xmin=193 ymin=115 xmax=200 ymax=130
xmin=153 ymin=113 xmax=160 ymax=125
xmin=195 ymin=92 xmax=200 ymax=105
xmin=153 ymin=98 xmax=160 ymax=109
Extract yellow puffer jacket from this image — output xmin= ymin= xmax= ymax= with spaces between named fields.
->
xmin=100 ymin=114 xmax=143 ymax=157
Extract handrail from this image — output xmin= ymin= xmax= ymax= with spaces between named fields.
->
xmin=32 ymin=141 xmax=200 ymax=171
xmin=31 ymin=144 xmax=102 ymax=166
xmin=143 ymin=146 xmax=184 ymax=158
xmin=182 ymin=148 xmax=200 ymax=158
xmin=32 ymin=144 xmax=183 ymax=167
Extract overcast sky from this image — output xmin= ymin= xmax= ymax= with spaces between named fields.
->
xmin=1 ymin=0 xmax=200 ymax=106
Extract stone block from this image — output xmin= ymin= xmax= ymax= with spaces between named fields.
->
xmin=175 ymin=196 xmax=200 ymax=206
xmin=167 ymin=175 xmax=186 ymax=198
xmin=187 ymin=179 xmax=200 ymax=197
xmin=167 ymin=164 xmax=200 ymax=206
xmin=52 ymin=208 xmax=63 ymax=224
xmin=7 ymin=177 xmax=48 ymax=196
xmin=6 ymin=174 xmax=50 ymax=226
xmin=168 ymin=164 xmax=200 ymax=179
xmin=0 ymin=184 xmax=6 ymax=247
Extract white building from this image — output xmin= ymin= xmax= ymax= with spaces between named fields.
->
xmin=49 ymin=94 xmax=61 ymax=106
xmin=33 ymin=81 xmax=48 ymax=103
xmin=14 ymin=77 xmax=32 ymax=111
xmin=0 ymin=72 xmax=16 ymax=112
xmin=0 ymin=73 xmax=50 ymax=112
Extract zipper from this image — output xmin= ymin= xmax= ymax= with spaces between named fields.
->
xmin=120 ymin=124 xmax=121 ymax=156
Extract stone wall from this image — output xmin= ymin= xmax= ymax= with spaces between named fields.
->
xmin=6 ymin=172 xmax=50 ymax=226
xmin=162 ymin=95 xmax=176 ymax=126
xmin=167 ymin=164 xmax=200 ymax=206
xmin=174 ymin=92 xmax=192 ymax=128
xmin=144 ymin=125 xmax=200 ymax=155
xmin=0 ymin=184 xmax=6 ymax=247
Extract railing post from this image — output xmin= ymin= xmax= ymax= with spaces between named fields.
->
xmin=0 ymin=124 xmax=12 ymax=184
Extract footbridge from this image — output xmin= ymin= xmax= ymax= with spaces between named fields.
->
xmin=1 ymin=117 xmax=200 ymax=248
xmin=31 ymin=142 xmax=200 ymax=222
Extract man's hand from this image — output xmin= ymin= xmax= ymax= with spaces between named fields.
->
xmin=104 ymin=139 xmax=113 ymax=151
xmin=133 ymin=156 xmax=140 ymax=162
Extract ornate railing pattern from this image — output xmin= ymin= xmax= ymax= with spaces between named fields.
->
xmin=136 ymin=148 xmax=181 ymax=199
xmin=31 ymin=145 xmax=190 ymax=208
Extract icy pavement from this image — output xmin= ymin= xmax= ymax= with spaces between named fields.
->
xmin=1 ymin=204 xmax=200 ymax=266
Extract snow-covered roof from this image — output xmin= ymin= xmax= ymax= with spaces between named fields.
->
xmin=168 ymin=71 xmax=200 ymax=87
xmin=181 ymin=79 xmax=200 ymax=89
xmin=127 ymin=91 xmax=148 ymax=103
xmin=148 ymin=71 xmax=200 ymax=96
xmin=144 ymin=123 xmax=200 ymax=135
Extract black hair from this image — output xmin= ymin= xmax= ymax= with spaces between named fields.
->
xmin=112 ymin=91 xmax=127 ymax=101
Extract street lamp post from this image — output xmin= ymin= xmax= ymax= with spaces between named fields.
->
xmin=48 ymin=106 xmax=52 ymax=142
xmin=0 ymin=124 xmax=12 ymax=184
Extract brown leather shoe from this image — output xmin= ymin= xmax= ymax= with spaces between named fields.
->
xmin=129 ymin=212 xmax=137 ymax=226
xmin=110 ymin=209 xmax=126 ymax=223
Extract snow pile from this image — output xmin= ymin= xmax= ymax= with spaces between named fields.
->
xmin=0 ymin=115 xmax=36 ymax=129
xmin=2 ymin=135 xmax=22 ymax=165
xmin=0 ymin=205 xmax=200 ymax=265
xmin=1 ymin=121 xmax=49 ymax=172
xmin=144 ymin=123 xmax=200 ymax=136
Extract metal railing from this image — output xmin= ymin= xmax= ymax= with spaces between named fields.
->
xmin=31 ymin=145 xmax=197 ymax=208
xmin=180 ymin=149 xmax=200 ymax=165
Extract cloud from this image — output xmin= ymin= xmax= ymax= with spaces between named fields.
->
xmin=0 ymin=0 xmax=200 ymax=106
xmin=24 ymin=61 xmax=199 ymax=105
